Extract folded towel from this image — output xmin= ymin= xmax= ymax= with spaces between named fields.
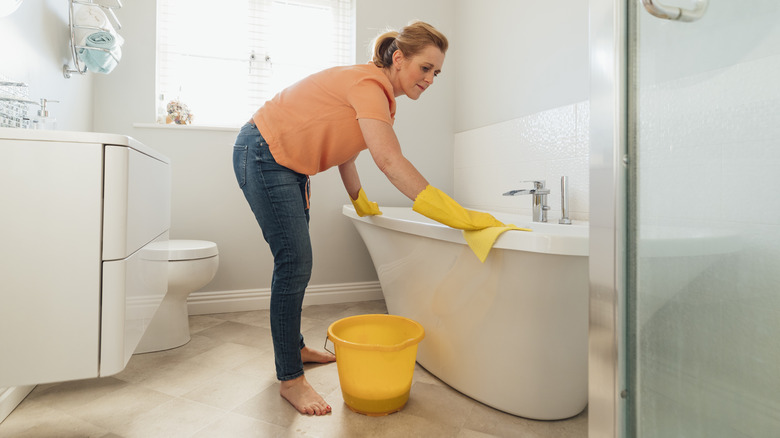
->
xmin=74 ymin=4 xmax=124 ymax=47
xmin=78 ymin=31 xmax=121 ymax=74
xmin=463 ymin=225 xmax=532 ymax=263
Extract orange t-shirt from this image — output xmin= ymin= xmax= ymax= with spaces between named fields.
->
xmin=252 ymin=63 xmax=396 ymax=175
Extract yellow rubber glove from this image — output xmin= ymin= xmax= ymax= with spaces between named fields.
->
xmin=350 ymin=188 xmax=383 ymax=217
xmin=412 ymin=185 xmax=505 ymax=230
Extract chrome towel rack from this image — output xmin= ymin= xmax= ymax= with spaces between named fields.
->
xmin=63 ymin=0 xmax=123 ymax=78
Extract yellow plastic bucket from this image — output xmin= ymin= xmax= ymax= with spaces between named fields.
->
xmin=326 ymin=314 xmax=425 ymax=416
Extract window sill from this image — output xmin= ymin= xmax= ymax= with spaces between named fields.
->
xmin=133 ymin=122 xmax=241 ymax=132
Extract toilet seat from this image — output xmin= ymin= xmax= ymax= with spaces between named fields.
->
xmin=144 ymin=240 xmax=218 ymax=261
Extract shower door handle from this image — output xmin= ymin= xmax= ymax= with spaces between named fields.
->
xmin=641 ymin=0 xmax=708 ymax=22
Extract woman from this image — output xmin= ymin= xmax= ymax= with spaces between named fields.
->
xmin=233 ymin=21 xmax=504 ymax=416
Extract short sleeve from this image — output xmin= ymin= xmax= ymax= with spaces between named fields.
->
xmin=346 ymin=78 xmax=395 ymax=124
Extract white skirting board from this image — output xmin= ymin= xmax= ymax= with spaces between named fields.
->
xmin=0 ymin=385 xmax=35 ymax=424
xmin=187 ymin=281 xmax=383 ymax=315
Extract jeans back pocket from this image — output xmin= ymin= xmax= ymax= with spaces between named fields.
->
xmin=233 ymin=143 xmax=248 ymax=188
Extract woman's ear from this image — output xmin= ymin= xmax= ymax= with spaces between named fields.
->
xmin=392 ymin=50 xmax=405 ymax=70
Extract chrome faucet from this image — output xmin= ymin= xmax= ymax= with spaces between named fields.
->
xmin=503 ymin=180 xmax=551 ymax=222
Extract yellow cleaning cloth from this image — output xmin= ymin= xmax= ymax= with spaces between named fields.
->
xmin=463 ymin=225 xmax=532 ymax=263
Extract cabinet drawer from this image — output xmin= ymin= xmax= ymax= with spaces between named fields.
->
xmin=103 ymin=146 xmax=171 ymax=260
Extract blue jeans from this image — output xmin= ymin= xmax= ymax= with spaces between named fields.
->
xmin=233 ymin=122 xmax=311 ymax=381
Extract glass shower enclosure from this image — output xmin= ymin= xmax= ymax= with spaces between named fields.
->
xmin=590 ymin=0 xmax=780 ymax=436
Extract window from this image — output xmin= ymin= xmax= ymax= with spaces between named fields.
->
xmin=156 ymin=0 xmax=355 ymax=126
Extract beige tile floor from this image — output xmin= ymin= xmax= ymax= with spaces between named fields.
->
xmin=0 ymin=300 xmax=587 ymax=438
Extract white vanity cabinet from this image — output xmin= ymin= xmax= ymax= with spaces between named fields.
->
xmin=0 ymin=129 xmax=171 ymax=386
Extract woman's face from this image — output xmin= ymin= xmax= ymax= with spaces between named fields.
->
xmin=393 ymin=45 xmax=445 ymax=100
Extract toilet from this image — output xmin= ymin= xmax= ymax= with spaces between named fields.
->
xmin=135 ymin=240 xmax=219 ymax=354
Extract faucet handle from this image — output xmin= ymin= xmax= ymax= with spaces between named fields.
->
xmin=521 ymin=180 xmax=546 ymax=189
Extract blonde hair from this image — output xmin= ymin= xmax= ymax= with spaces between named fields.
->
xmin=371 ymin=21 xmax=449 ymax=69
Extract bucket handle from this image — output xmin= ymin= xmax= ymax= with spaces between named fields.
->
xmin=323 ymin=335 xmax=335 ymax=355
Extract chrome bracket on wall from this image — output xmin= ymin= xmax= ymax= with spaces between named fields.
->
xmin=640 ymin=0 xmax=708 ymax=22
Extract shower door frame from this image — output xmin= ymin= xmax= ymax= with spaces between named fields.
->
xmin=588 ymin=0 xmax=629 ymax=437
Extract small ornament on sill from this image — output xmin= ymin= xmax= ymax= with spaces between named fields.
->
xmin=166 ymin=99 xmax=193 ymax=125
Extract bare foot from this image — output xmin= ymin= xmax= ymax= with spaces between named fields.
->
xmin=280 ymin=375 xmax=331 ymax=415
xmin=301 ymin=346 xmax=336 ymax=364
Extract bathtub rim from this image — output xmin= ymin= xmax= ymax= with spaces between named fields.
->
xmin=343 ymin=205 xmax=589 ymax=257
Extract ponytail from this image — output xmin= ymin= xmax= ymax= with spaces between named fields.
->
xmin=371 ymin=31 xmax=400 ymax=68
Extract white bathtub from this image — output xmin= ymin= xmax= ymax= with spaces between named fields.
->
xmin=343 ymin=205 xmax=589 ymax=420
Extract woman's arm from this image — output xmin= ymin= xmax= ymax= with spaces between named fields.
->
xmin=358 ymin=118 xmax=429 ymax=201
xmin=339 ymin=154 xmax=382 ymax=216
xmin=357 ymin=118 xmax=505 ymax=229
xmin=337 ymin=155 xmax=362 ymax=200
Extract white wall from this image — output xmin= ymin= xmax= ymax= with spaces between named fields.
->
xmin=452 ymin=0 xmax=591 ymax=220
xmin=0 ymin=0 xmax=93 ymax=131
xmin=454 ymin=0 xmax=590 ymax=132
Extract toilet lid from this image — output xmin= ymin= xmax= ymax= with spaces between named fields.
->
xmin=144 ymin=240 xmax=219 ymax=260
